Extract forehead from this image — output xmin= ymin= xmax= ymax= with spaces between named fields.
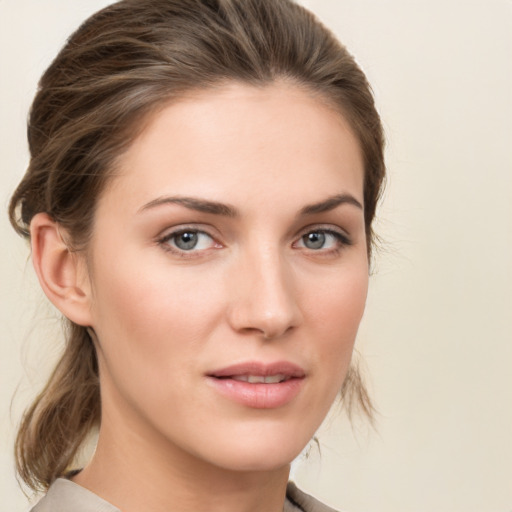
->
xmin=102 ymin=82 xmax=364 ymax=213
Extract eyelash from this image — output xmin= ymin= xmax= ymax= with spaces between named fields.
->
xmin=156 ymin=225 xmax=352 ymax=258
xmin=157 ymin=227 xmax=219 ymax=258
xmin=293 ymin=226 xmax=352 ymax=256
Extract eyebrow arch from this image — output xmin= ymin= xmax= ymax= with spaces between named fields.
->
xmin=138 ymin=196 xmax=238 ymax=217
xmin=299 ymin=193 xmax=363 ymax=215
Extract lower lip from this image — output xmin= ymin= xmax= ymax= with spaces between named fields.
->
xmin=206 ymin=377 xmax=304 ymax=409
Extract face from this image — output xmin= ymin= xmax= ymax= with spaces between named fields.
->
xmin=84 ymin=82 xmax=368 ymax=473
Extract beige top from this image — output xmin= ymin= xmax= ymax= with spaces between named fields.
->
xmin=30 ymin=478 xmax=339 ymax=512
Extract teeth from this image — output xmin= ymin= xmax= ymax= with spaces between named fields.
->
xmin=232 ymin=374 xmax=287 ymax=384
xmin=261 ymin=374 xmax=287 ymax=384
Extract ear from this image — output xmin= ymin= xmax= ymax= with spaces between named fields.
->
xmin=30 ymin=212 xmax=93 ymax=326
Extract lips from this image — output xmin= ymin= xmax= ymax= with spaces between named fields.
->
xmin=206 ymin=361 xmax=305 ymax=409
xmin=209 ymin=361 xmax=305 ymax=379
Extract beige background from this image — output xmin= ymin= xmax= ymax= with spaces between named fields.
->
xmin=1 ymin=1 xmax=511 ymax=511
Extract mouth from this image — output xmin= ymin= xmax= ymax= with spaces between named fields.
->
xmin=206 ymin=361 xmax=305 ymax=409
xmin=208 ymin=361 xmax=305 ymax=379
xmin=229 ymin=374 xmax=290 ymax=384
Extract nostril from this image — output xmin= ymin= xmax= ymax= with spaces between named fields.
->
xmin=238 ymin=323 xmax=295 ymax=341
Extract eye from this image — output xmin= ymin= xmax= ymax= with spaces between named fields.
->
xmin=160 ymin=229 xmax=217 ymax=253
xmin=295 ymin=229 xmax=350 ymax=251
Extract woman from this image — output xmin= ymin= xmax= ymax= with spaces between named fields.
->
xmin=9 ymin=0 xmax=385 ymax=511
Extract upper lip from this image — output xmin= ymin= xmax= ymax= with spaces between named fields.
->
xmin=208 ymin=361 xmax=306 ymax=379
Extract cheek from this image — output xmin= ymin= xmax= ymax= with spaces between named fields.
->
xmin=303 ymin=261 xmax=368 ymax=334
xmin=300 ymin=261 xmax=368 ymax=383
xmin=88 ymin=250 xmax=227 ymax=373
xmin=88 ymin=258 xmax=228 ymax=427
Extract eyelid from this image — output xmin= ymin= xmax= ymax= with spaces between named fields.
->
xmin=292 ymin=224 xmax=353 ymax=254
xmin=294 ymin=224 xmax=351 ymax=243
xmin=156 ymin=222 xmax=219 ymax=240
xmin=156 ymin=224 xmax=223 ymax=257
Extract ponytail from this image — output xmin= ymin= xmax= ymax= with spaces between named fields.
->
xmin=15 ymin=322 xmax=100 ymax=491
xmin=340 ymin=359 xmax=376 ymax=424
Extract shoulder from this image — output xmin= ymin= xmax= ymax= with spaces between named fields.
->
xmin=30 ymin=478 xmax=338 ymax=512
xmin=30 ymin=478 xmax=120 ymax=512
xmin=286 ymin=482 xmax=340 ymax=512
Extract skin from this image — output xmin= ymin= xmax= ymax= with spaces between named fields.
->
xmin=31 ymin=82 xmax=368 ymax=512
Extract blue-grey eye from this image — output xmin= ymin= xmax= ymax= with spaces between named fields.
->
xmin=297 ymin=230 xmax=346 ymax=251
xmin=174 ymin=231 xmax=199 ymax=250
xmin=166 ymin=230 xmax=215 ymax=251
xmin=302 ymin=231 xmax=326 ymax=250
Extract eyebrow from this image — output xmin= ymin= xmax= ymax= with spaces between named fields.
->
xmin=139 ymin=196 xmax=237 ymax=217
xmin=138 ymin=193 xmax=362 ymax=217
xmin=299 ymin=193 xmax=363 ymax=215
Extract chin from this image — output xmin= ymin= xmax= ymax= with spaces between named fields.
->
xmin=191 ymin=426 xmax=311 ymax=473
xmin=213 ymin=450 xmax=297 ymax=473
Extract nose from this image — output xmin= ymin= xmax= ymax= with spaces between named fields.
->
xmin=226 ymin=246 xmax=303 ymax=340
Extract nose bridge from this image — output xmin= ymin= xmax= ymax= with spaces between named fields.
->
xmin=228 ymin=240 xmax=302 ymax=339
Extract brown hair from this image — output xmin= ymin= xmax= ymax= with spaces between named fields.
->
xmin=9 ymin=0 xmax=385 ymax=492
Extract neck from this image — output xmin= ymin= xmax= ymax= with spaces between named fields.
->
xmin=73 ymin=410 xmax=291 ymax=512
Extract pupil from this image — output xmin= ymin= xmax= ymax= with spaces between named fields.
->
xmin=304 ymin=232 xmax=325 ymax=249
xmin=176 ymin=232 xmax=198 ymax=250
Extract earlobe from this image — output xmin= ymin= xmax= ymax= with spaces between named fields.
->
xmin=30 ymin=213 xmax=93 ymax=326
